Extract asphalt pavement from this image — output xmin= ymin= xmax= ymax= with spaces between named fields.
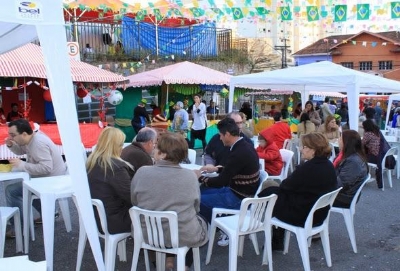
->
xmin=4 ymin=170 xmax=400 ymax=271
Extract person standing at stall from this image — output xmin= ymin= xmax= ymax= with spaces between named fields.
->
xmin=131 ymin=99 xmax=150 ymax=135
xmin=6 ymin=103 xmax=23 ymax=122
xmin=189 ymin=94 xmax=207 ymax=152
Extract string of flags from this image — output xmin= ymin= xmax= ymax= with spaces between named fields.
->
xmin=323 ymin=38 xmax=399 ymax=47
xmin=0 ymin=80 xmax=49 ymax=91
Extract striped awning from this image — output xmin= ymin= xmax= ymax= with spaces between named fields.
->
xmin=0 ymin=43 xmax=127 ymax=83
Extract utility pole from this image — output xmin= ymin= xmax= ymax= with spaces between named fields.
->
xmin=275 ymin=38 xmax=290 ymax=69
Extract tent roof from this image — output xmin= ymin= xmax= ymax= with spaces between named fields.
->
xmin=126 ymin=61 xmax=231 ymax=87
xmin=246 ymin=90 xmax=346 ymax=98
xmin=231 ymin=61 xmax=400 ymax=93
xmin=0 ymin=43 xmax=127 ymax=83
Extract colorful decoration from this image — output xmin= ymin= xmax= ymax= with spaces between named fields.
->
xmin=77 ymin=87 xmax=88 ymax=98
xmin=220 ymin=87 xmax=229 ymax=98
xmin=107 ymin=90 xmax=124 ymax=105
xmin=287 ymin=96 xmax=293 ymax=113
xmin=21 ymin=99 xmax=32 ymax=119
xmin=43 ymin=89 xmax=52 ymax=102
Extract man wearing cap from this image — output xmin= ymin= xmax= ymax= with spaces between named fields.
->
xmin=131 ymin=99 xmax=150 ymax=134
xmin=172 ymin=101 xmax=189 ymax=133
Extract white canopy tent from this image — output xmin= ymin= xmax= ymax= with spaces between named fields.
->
xmin=229 ymin=61 xmax=400 ymax=130
xmin=0 ymin=1 xmax=104 ymax=270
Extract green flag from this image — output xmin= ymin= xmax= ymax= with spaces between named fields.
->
xmin=135 ymin=10 xmax=147 ymax=21
xmin=189 ymin=7 xmax=205 ymax=17
xmin=231 ymin=7 xmax=244 ymax=20
xmin=211 ymin=7 xmax=224 ymax=16
xmin=280 ymin=6 xmax=292 ymax=21
xmin=306 ymin=6 xmax=319 ymax=21
xmin=255 ymin=7 xmax=270 ymax=16
xmin=357 ymin=4 xmax=370 ymax=20
xmin=391 ymin=2 xmax=400 ymax=19
xmin=334 ymin=5 xmax=347 ymax=22
xmin=153 ymin=9 xmax=163 ymax=21
xmin=170 ymin=8 xmax=183 ymax=17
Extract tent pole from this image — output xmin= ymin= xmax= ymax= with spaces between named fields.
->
xmin=73 ymin=8 xmax=79 ymax=43
xmin=155 ymin=17 xmax=159 ymax=58
xmin=24 ymin=77 xmax=26 ymax=114
xmin=251 ymin=93 xmax=254 ymax=119
xmin=166 ymin=84 xmax=169 ymax=104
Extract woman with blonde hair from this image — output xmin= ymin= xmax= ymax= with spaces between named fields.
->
xmin=318 ymin=115 xmax=340 ymax=140
xmin=132 ymin=132 xmax=208 ymax=271
xmin=87 ymin=127 xmax=134 ymax=234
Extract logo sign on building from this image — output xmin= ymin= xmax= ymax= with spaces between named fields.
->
xmin=16 ymin=1 xmax=43 ymax=21
xmin=67 ymin=42 xmax=81 ymax=61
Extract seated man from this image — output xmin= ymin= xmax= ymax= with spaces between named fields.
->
xmin=203 ymin=112 xmax=253 ymax=167
xmin=5 ymin=119 xmax=68 ymax=235
xmin=197 ymin=118 xmax=260 ymax=224
xmin=121 ymin=127 xmax=156 ymax=172
xmin=262 ymin=112 xmax=292 ymax=149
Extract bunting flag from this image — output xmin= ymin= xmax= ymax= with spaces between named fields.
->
xmin=169 ymin=8 xmax=183 ymax=17
xmin=153 ymin=8 xmax=163 ymax=21
xmin=231 ymin=7 xmax=244 ymax=20
xmin=306 ymin=6 xmax=319 ymax=22
xmin=164 ymin=102 xmax=170 ymax=120
xmin=255 ymin=7 xmax=270 ymax=16
xmin=211 ymin=7 xmax=224 ymax=16
xmin=280 ymin=6 xmax=292 ymax=21
xmin=391 ymin=2 xmax=400 ymax=19
xmin=335 ymin=5 xmax=347 ymax=22
xmin=253 ymin=104 xmax=259 ymax=124
xmin=357 ymin=4 xmax=370 ymax=20
xmin=135 ymin=10 xmax=147 ymax=21
xmin=189 ymin=7 xmax=205 ymax=17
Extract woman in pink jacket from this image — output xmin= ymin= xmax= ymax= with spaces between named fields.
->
xmin=256 ymin=129 xmax=283 ymax=176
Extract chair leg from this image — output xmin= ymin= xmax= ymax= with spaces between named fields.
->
xmin=283 ymin=230 xmax=291 ymax=255
xmin=296 ymin=233 xmax=311 ymax=271
xmin=105 ymin=237 xmax=118 ymax=271
xmin=249 ymin=233 xmax=260 ymax=255
xmin=238 ymin=235 xmax=245 ymax=257
xmin=156 ymin=252 xmax=165 ymax=271
xmin=320 ymin=229 xmax=332 ymax=267
xmin=228 ymin=234 xmax=238 ymax=271
xmin=205 ymin=223 xmax=217 ymax=264
xmin=192 ymin=247 xmax=201 ymax=271
xmin=13 ymin=210 xmax=23 ymax=254
xmin=130 ymin=240 xmax=141 ymax=271
xmin=177 ymin=249 xmax=187 ymax=271
xmin=117 ymin=239 xmax=127 ymax=262
xmin=0 ymin=218 xmax=6 ymax=258
xmin=58 ymin=198 xmax=72 ymax=232
xmin=76 ymin=219 xmax=87 ymax=271
xmin=387 ymin=170 xmax=393 ymax=188
xmin=262 ymin=227 xmax=273 ymax=271
xmin=342 ymin=212 xmax=357 ymax=253
xmin=143 ymin=249 xmax=150 ymax=271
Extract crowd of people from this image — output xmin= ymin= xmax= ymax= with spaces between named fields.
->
xmin=3 ymin=95 xmax=394 ymax=270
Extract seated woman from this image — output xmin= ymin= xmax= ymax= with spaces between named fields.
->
xmin=259 ymin=132 xmax=337 ymax=249
xmin=297 ymin=112 xmax=315 ymax=138
xmin=131 ymin=132 xmax=208 ymax=271
xmin=362 ymin=119 xmax=384 ymax=188
xmin=301 ymin=100 xmax=321 ymax=130
xmin=87 ymin=127 xmax=134 ymax=234
xmin=256 ymin=130 xmax=283 ymax=176
xmin=318 ymin=115 xmax=340 ymax=141
xmin=333 ymin=130 xmax=368 ymax=208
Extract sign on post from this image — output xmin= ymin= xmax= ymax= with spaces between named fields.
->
xmin=67 ymin=42 xmax=80 ymax=61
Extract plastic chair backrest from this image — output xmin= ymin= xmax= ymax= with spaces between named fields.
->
xmin=279 ymin=149 xmax=294 ymax=179
xmin=303 ymin=187 xmax=342 ymax=231
xmin=91 ymin=199 xmax=110 ymax=237
xmin=329 ymin=143 xmax=336 ymax=162
xmin=259 ymin=158 xmax=265 ymax=171
xmin=283 ymin=139 xmax=292 ymax=150
xmin=237 ymin=195 xmax=277 ymax=235
xmin=130 ymin=206 xmax=180 ymax=249
xmin=188 ymin=149 xmax=197 ymax=165
xmin=255 ymin=170 xmax=269 ymax=197
xmin=381 ymin=147 xmax=397 ymax=169
xmin=349 ymin=173 xmax=371 ymax=214
xmin=123 ymin=143 xmax=131 ymax=149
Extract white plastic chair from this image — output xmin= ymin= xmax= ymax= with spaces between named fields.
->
xmin=331 ymin=174 xmax=371 ymax=253
xmin=283 ymin=139 xmax=292 ymax=150
xmin=130 ymin=206 xmax=201 ymax=271
xmin=329 ymin=143 xmax=336 ymax=163
xmin=206 ymin=194 xmax=278 ymax=271
xmin=0 ymin=207 xmax=23 ymax=257
xmin=368 ymin=147 xmax=397 ymax=191
xmin=270 ymin=187 xmax=342 ymax=271
xmin=259 ymin=158 xmax=265 ymax=171
xmin=75 ymin=198 xmax=131 ymax=271
xmin=188 ymin=149 xmax=197 ymax=165
xmin=268 ymin=149 xmax=294 ymax=183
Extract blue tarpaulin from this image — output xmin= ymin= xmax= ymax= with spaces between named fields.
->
xmin=121 ymin=17 xmax=217 ymax=58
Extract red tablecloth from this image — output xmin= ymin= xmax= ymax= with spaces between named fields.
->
xmin=0 ymin=123 xmax=102 ymax=148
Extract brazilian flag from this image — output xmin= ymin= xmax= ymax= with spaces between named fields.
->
xmin=135 ymin=10 xmax=147 ymax=21
xmin=231 ymin=7 xmax=244 ymax=20
xmin=153 ymin=9 xmax=163 ymax=21
xmin=255 ymin=7 xmax=270 ymax=16
xmin=189 ymin=7 xmax=205 ymax=17
xmin=334 ymin=5 xmax=347 ymax=22
xmin=280 ymin=6 xmax=292 ymax=21
xmin=306 ymin=6 xmax=319 ymax=21
xmin=391 ymin=2 xmax=400 ymax=19
xmin=357 ymin=4 xmax=370 ymax=20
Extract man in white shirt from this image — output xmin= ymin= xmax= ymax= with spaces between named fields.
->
xmin=189 ymin=94 xmax=207 ymax=152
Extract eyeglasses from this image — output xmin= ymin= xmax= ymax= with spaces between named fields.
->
xmin=8 ymin=133 xmax=19 ymax=138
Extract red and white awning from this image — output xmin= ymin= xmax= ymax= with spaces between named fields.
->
xmin=0 ymin=43 xmax=127 ymax=83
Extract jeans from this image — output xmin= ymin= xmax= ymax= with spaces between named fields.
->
xmin=200 ymin=186 xmax=242 ymax=223
xmin=6 ymin=182 xmax=41 ymax=224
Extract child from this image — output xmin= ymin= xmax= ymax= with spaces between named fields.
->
xmin=256 ymin=130 xmax=283 ymax=176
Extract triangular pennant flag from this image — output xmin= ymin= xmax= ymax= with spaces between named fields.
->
xmin=280 ymin=6 xmax=292 ymax=21
xmin=357 ymin=4 xmax=370 ymax=20
xmin=231 ymin=7 xmax=244 ymax=20
xmin=306 ymin=6 xmax=319 ymax=21
xmin=391 ymin=2 xmax=400 ymax=18
xmin=189 ymin=7 xmax=205 ymax=17
xmin=334 ymin=5 xmax=347 ymax=22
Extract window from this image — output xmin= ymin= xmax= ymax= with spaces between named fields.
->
xmin=359 ymin=61 xmax=372 ymax=71
xmin=341 ymin=62 xmax=354 ymax=69
xmin=378 ymin=61 xmax=392 ymax=70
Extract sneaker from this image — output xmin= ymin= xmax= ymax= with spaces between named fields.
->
xmin=217 ymin=232 xmax=229 ymax=246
